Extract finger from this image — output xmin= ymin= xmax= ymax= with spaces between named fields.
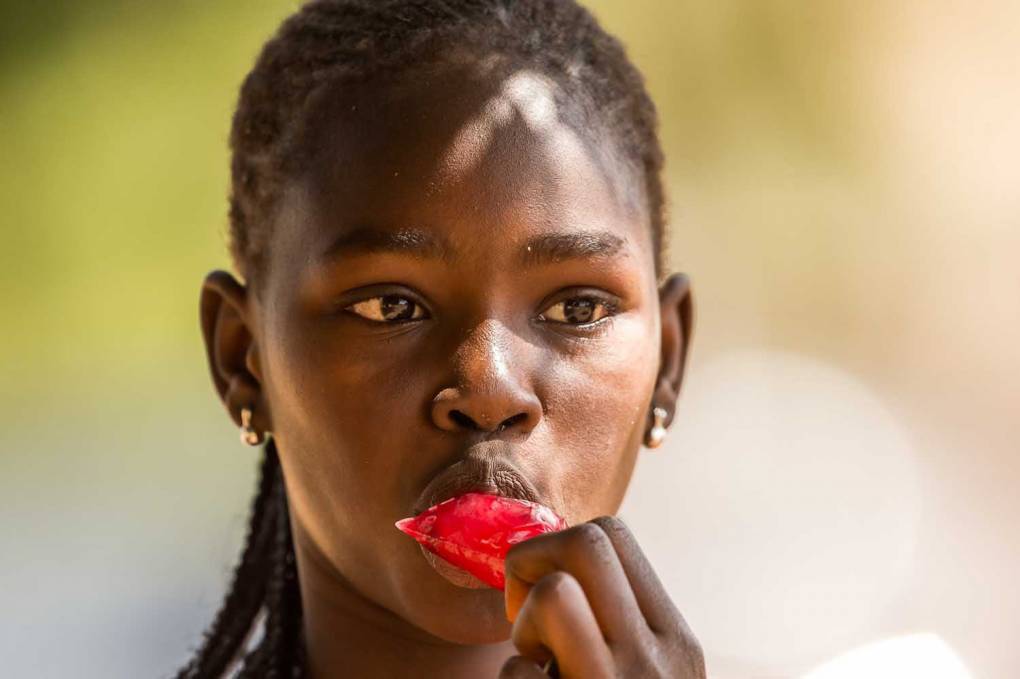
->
xmin=498 ymin=655 xmax=551 ymax=679
xmin=589 ymin=515 xmax=687 ymax=636
xmin=511 ymin=571 xmax=614 ymax=679
xmin=504 ymin=521 xmax=647 ymax=643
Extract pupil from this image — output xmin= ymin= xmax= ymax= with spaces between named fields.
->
xmin=380 ymin=295 xmax=413 ymax=320
xmin=564 ymin=298 xmax=595 ymax=323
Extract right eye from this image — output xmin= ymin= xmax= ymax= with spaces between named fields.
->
xmin=344 ymin=294 xmax=428 ymax=323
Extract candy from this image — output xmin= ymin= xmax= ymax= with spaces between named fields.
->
xmin=396 ymin=492 xmax=568 ymax=590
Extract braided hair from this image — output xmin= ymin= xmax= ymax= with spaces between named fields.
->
xmin=175 ymin=440 xmax=304 ymax=678
xmin=178 ymin=1 xmax=668 ymax=676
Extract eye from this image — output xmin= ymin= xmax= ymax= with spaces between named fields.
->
xmin=344 ymin=294 xmax=428 ymax=323
xmin=538 ymin=295 xmax=617 ymax=326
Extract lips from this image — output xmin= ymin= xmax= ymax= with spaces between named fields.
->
xmin=400 ymin=441 xmax=565 ymax=589
xmin=411 ymin=441 xmax=547 ymax=517
xmin=398 ymin=492 xmax=568 ymax=589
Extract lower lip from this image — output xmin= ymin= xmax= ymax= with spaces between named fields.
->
xmin=417 ymin=544 xmax=489 ymax=589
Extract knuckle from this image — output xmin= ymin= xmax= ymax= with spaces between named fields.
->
xmin=660 ymin=626 xmax=706 ymax=677
xmin=532 ymin=569 xmax=578 ymax=603
xmin=591 ymin=514 xmax=628 ymax=537
xmin=684 ymin=634 xmax=706 ymax=675
xmin=567 ymin=521 xmax=612 ymax=554
xmin=649 ymin=595 xmax=690 ymax=638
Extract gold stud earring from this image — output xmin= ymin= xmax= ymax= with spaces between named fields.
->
xmin=240 ymin=406 xmax=262 ymax=446
xmin=645 ymin=406 xmax=668 ymax=449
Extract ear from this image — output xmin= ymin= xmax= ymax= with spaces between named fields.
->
xmin=199 ymin=270 xmax=271 ymax=433
xmin=650 ymin=273 xmax=694 ymax=430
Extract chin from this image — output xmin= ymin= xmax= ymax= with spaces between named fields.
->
xmin=425 ymin=604 xmax=513 ymax=645
xmin=398 ymin=578 xmax=514 ymax=644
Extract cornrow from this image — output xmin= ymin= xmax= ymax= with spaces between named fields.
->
xmin=182 ymin=1 xmax=669 ymax=675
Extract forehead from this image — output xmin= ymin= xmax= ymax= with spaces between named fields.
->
xmin=274 ymin=60 xmax=651 ymax=272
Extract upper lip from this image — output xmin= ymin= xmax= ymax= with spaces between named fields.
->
xmin=412 ymin=440 xmax=545 ymax=517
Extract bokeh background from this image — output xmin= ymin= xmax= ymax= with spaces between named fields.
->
xmin=2 ymin=1 xmax=1017 ymax=677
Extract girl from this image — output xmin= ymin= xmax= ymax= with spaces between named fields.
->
xmin=179 ymin=0 xmax=699 ymax=676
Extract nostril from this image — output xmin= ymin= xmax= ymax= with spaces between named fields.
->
xmin=449 ymin=410 xmax=478 ymax=430
xmin=497 ymin=412 xmax=528 ymax=431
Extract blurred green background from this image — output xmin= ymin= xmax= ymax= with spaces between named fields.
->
xmin=2 ymin=1 xmax=1017 ymax=677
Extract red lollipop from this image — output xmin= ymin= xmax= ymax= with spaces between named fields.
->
xmin=396 ymin=492 xmax=568 ymax=590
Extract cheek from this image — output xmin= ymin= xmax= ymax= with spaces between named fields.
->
xmin=260 ymin=312 xmax=430 ymax=548
xmin=539 ymin=315 xmax=660 ymax=523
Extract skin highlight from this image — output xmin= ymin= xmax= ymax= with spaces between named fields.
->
xmin=201 ymin=59 xmax=696 ymax=679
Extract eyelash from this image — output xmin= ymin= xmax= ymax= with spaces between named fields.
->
xmin=537 ymin=295 xmax=619 ymax=328
xmin=341 ymin=293 xmax=620 ymax=329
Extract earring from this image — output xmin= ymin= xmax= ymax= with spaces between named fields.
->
xmin=239 ymin=406 xmax=262 ymax=446
xmin=644 ymin=405 xmax=668 ymax=449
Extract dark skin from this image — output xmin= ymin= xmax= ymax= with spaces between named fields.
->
xmin=200 ymin=60 xmax=700 ymax=678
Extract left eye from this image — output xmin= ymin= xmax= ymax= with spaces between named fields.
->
xmin=539 ymin=296 xmax=615 ymax=325
xmin=344 ymin=295 xmax=427 ymax=323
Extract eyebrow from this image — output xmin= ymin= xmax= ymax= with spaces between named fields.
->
xmin=318 ymin=226 xmax=627 ymax=267
xmin=320 ymin=226 xmax=454 ymax=263
xmin=518 ymin=231 xmax=627 ymax=268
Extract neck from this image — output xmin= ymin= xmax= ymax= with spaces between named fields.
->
xmin=291 ymin=519 xmax=516 ymax=679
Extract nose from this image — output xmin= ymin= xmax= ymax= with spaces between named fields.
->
xmin=431 ymin=319 xmax=543 ymax=436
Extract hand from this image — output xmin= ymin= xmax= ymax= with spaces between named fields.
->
xmin=498 ymin=516 xmax=705 ymax=679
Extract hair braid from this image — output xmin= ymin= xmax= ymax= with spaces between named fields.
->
xmin=174 ymin=442 xmax=281 ymax=679
xmin=237 ymin=444 xmax=305 ymax=678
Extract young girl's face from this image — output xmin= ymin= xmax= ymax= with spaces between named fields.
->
xmin=247 ymin=61 xmax=675 ymax=643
